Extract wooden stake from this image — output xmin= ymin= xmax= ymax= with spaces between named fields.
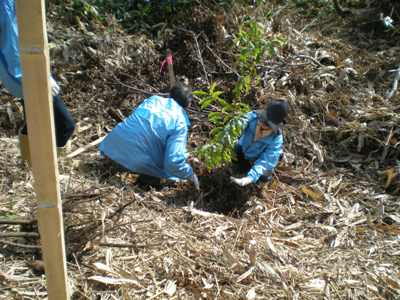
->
xmin=166 ymin=50 xmax=176 ymax=88
xmin=15 ymin=1 xmax=69 ymax=299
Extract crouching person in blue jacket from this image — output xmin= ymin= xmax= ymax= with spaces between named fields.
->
xmin=230 ymin=99 xmax=288 ymax=186
xmin=99 ymin=82 xmax=200 ymax=190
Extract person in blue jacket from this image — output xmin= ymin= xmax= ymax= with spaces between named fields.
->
xmin=99 ymin=82 xmax=200 ymax=190
xmin=230 ymin=99 xmax=288 ymax=186
xmin=0 ymin=0 xmax=75 ymax=148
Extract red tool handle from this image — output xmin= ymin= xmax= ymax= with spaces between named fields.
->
xmin=160 ymin=51 xmax=173 ymax=74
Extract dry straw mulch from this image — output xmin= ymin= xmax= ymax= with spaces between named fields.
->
xmin=0 ymin=2 xmax=400 ymax=299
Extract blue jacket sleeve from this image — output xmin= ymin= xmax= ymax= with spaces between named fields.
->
xmin=247 ymin=135 xmax=283 ymax=183
xmin=236 ymin=111 xmax=254 ymax=151
xmin=0 ymin=19 xmax=4 ymax=50
xmin=163 ymin=123 xmax=193 ymax=180
xmin=0 ymin=1 xmax=23 ymax=98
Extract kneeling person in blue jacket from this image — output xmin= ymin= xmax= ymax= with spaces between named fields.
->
xmin=230 ymin=99 xmax=288 ymax=186
xmin=99 ymin=82 xmax=199 ymax=190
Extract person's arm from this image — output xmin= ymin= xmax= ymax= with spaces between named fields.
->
xmin=164 ymin=123 xmax=194 ymax=180
xmin=0 ymin=20 xmax=4 ymax=49
xmin=0 ymin=7 xmax=23 ymax=98
xmin=246 ymin=135 xmax=283 ymax=183
xmin=235 ymin=111 xmax=254 ymax=152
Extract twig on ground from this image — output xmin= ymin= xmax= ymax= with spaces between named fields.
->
xmin=108 ymin=71 xmax=168 ymax=96
xmin=186 ymin=107 xmax=208 ymax=117
xmin=107 ymin=107 xmax=125 ymax=123
xmin=117 ymin=71 xmax=162 ymax=93
xmin=385 ymin=65 xmax=400 ymax=100
xmin=205 ymin=44 xmax=241 ymax=80
xmin=295 ymin=54 xmax=324 ymax=67
xmin=380 ymin=127 xmax=394 ymax=163
xmin=177 ymin=27 xmax=210 ymax=85
xmin=0 ymin=232 xmax=39 ymax=238
xmin=99 ymin=242 xmax=147 ymax=249
xmin=193 ymin=34 xmax=210 ymax=85
xmin=66 ymin=136 xmax=105 ymax=159
xmin=0 ymin=218 xmax=36 ymax=225
xmin=0 ymin=240 xmax=40 ymax=249
xmin=108 ymin=196 xmax=140 ymax=220
xmin=300 ymin=17 xmax=319 ymax=33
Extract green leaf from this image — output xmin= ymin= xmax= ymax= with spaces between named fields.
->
xmin=217 ymin=98 xmax=230 ymax=108
xmin=208 ymin=112 xmax=223 ymax=125
xmin=200 ymin=98 xmax=214 ymax=109
xmin=212 ymin=91 xmax=224 ymax=98
xmin=210 ymin=127 xmax=222 ymax=137
xmin=193 ymin=90 xmax=208 ymax=96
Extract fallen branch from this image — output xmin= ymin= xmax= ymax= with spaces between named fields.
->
xmin=0 ymin=239 xmax=40 ymax=249
xmin=0 ymin=218 xmax=36 ymax=225
xmin=205 ymin=44 xmax=241 ymax=80
xmin=385 ymin=66 xmax=400 ymax=100
xmin=66 ymin=136 xmax=105 ymax=159
xmin=332 ymin=0 xmax=352 ymax=17
xmin=193 ymin=33 xmax=210 ymax=85
xmin=107 ymin=107 xmax=125 ymax=123
xmin=183 ymin=205 xmax=223 ymax=218
xmin=107 ymin=70 xmax=168 ymax=96
xmin=99 ymin=242 xmax=142 ymax=249
xmin=380 ymin=127 xmax=394 ymax=163
xmin=295 ymin=54 xmax=323 ymax=67
xmin=108 ymin=196 xmax=140 ymax=220
xmin=0 ymin=232 xmax=39 ymax=238
xmin=186 ymin=107 xmax=208 ymax=118
xmin=177 ymin=27 xmax=210 ymax=85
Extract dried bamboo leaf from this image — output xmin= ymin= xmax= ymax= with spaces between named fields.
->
xmin=300 ymin=186 xmax=324 ymax=202
xmin=88 ymin=276 xmax=142 ymax=287
xmin=246 ymin=287 xmax=256 ymax=300
xmin=384 ymin=168 xmax=398 ymax=189
xmin=164 ymin=280 xmax=177 ymax=296
xmin=236 ymin=267 xmax=255 ymax=283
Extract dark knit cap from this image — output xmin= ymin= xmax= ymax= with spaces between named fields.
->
xmin=256 ymin=99 xmax=289 ymax=130
xmin=170 ymin=81 xmax=193 ymax=108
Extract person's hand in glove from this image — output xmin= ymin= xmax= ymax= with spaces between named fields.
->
xmin=192 ymin=173 xmax=200 ymax=191
xmin=50 ymin=77 xmax=61 ymax=96
xmin=188 ymin=156 xmax=202 ymax=169
xmin=230 ymin=176 xmax=252 ymax=187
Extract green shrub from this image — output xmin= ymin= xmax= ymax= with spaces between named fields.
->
xmin=233 ymin=20 xmax=285 ymax=99
xmin=193 ymin=83 xmax=250 ymax=170
xmin=64 ymin=0 xmax=196 ymax=31
xmin=291 ymin=0 xmax=334 ymax=16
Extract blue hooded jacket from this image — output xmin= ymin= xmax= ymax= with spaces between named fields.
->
xmin=0 ymin=0 xmax=59 ymax=98
xmin=236 ymin=111 xmax=283 ymax=183
xmin=0 ymin=0 xmax=23 ymax=97
xmin=99 ymin=95 xmax=194 ymax=180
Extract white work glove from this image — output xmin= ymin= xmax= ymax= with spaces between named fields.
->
xmin=50 ymin=77 xmax=60 ymax=96
xmin=230 ymin=176 xmax=253 ymax=187
xmin=191 ymin=173 xmax=200 ymax=191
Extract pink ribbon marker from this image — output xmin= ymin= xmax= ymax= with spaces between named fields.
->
xmin=160 ymin=52 xmax=173 ymax=74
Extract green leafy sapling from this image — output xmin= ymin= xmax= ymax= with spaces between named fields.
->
xmin=233 ymin=19 xmax=286 ymax=99
xmin=193 ymin=83 xmax=250 ymax=170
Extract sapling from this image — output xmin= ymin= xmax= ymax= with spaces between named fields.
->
xmin=193 ymin=83 xmax=250 ymax=170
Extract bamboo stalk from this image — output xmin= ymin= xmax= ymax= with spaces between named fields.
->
xmin=16 ymin=0 xmax=70 ymax=299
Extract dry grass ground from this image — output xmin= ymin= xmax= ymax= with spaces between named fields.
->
xmin=0 ymin=1 xmax=399 ymax=299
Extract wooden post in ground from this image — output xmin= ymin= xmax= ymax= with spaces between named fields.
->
xmin=15 ymin=0 xmax=70 ymax=299
xmin=166 ymin=50 xmax=176 ymax=88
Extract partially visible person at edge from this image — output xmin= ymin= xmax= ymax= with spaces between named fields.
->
xmin=0 ymin=0 xmax=75 ymax=148
xmin=230 ymin=99 xmax=289 ymax=186
xmin=99 ymin=82 xmax=200 ymax=190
